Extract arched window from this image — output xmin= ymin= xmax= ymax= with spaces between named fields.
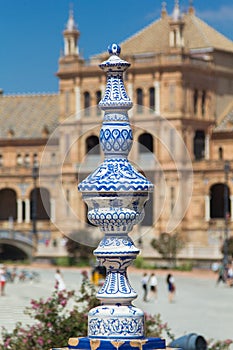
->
xmin=193 ymin=89 xmax=198 ymax=115
xmin=170 ymin=186 xmax=175 ymax=212
xmin=194 ymin=130 xmax=205 ymax=160
xmin=51 ymin=152 xmax=56 ymax=164
xmin=16 ymin=154 xmax=23 ymax=166
xmin=96 ymin=90 xmax=102 ymax=115
xmin=219 ymin=147 xmax=223 ymax=160
xmin=33 ymin=153 xmax=38 ymax=163
xmin=210 ymin=183 xmax=231 ymax=219
xmin=30 ymin=187 xmax=50 ymax=221
xmin=0 ymin=189 xmax=17 ymax=221
xmin=24 ymin=154 xmax=30 ymax=166
xmin=136 ymin=88 xmax=143 ymax=113
xmin=66 ymin=189 xmax=70 ymax=217
xmin=149 ymin=87 xmax=155 ymax=111
xmin=85 ymin=135 xmax=100 ymax=155
xmin=173 ymin=30 xmax=177 ymax=46
xmin=169 ymin=83 xmax=175 ymax=111
xmin=22 ymin=200 xmax=26 ymax=221
xmin=84 ymin=91 xmax=91 ymax=116
xmin=138 ymin=133 xmax=153 ymax=153
xmin=201 ymin=90 xmax=206 ymax=116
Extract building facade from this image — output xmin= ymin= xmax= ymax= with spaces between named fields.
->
xmin=0 ymin=2 xmax=233 ymax=263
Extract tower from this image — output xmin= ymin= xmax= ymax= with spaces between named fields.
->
xmin=57 ymin=9 xmax=84 ymax=121
xmin=63 ymin=8 xmax=80 ymax=56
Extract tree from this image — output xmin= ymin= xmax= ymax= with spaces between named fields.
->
xmin=151 ymin=232 xmax=185 ymax=267
xmin=65 ymin=230 xmax=97 ymax=264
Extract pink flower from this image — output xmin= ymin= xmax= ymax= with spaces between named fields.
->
xmin=61 ymin=299 xmax=67 ymax=307
xmin=37 ymin=337 xmax=44 ymax=346
xmin=4 ymin=337 xmax=11 ymax=347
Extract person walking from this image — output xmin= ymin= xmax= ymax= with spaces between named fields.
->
xmin=226 ymin=263 xmax=233 ymax=287
xmin=141 ymin=272 xmax=149 ymax=302
xmin=0 ymin=265 xmax=7 ymax=296
xmin=54 ymin=269 xmax=66 ymax=291
xmin=148 ymin=272 xmax=158 ymax=300
xmin=166 ymin=273 xmax=175 ymax=303
xmin=216 ymin=263 xmax=226 ymax=285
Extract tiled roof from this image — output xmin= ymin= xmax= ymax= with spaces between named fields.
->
xmin=0 ymin=93 xmax=59 ymax=139
xmin=215 ymin=110 xmax=233 ymax=132
xmin=185 ymin=15 xmax=233 ymax=53
xmin=119 ymin=12 xmax=233 ymax=55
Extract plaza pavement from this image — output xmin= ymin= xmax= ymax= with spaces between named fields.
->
xmin=0 ymin=266 xmax=232 ymax=346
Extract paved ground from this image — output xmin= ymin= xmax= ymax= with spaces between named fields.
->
xmin=0 ymin=266 xmax=232 ymax=346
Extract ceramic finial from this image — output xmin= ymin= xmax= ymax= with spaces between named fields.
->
xmin=108 ymin=43 xmax=121 ymax=56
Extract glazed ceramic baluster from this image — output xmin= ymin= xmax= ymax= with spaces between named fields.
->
xmin=78 ymin=43 xmax=154 ymax=340
xmin=77 ymin=44 xmax=165 ymax=350
xmin=52 ymin=43 xmax=166 ymax=350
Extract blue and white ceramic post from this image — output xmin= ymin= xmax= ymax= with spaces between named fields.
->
xmin=74 ymin=44 xmax=165 ymax=350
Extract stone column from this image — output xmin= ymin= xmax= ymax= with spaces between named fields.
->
xmin=205 ymin=134 xmax=210 ymax=160
xmin=25 ymin=199 xmax=30 ymax=223
xmin=231 ymin=195 xmax=233 ymax=221
xmin=17 ymin=198 xmax=23 ymax=224
xmin=50 ymin=198 xmax=56 ymax=222
xmin=154 ymin=81 xmax=160 ymax=114
xmin=75 ymin=86 xmax=81 ymax=118
xmin=205 ymin=195 xmax=210 ymax=221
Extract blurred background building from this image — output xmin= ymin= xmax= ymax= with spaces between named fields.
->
xmin=0 ymin=2 xmax=232 ymax=264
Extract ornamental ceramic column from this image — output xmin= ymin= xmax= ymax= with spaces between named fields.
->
xmin=56 ymin=44 xmax=166 ymax=350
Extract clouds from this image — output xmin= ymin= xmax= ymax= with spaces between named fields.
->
xmin=198 ymin=5 xmax=233 ymax=23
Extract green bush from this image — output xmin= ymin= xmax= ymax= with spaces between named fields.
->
xmin=133 ymin=255 xmax=144 ymax=268
xmin=53 ymin=256 xmax=71 ymax=266
xmin=175 ymin=261 xmax=193 ymax=271
xmin=53 ymin=257 xmax=90 ymax=267
xmin=133 ymin=256 xmax=156 ymax=269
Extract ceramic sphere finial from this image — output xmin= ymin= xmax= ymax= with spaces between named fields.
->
xmin=108 ymin=43 xmax=121 ymax=56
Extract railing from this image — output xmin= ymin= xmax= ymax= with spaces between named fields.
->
xmin=58 ymin=53 xmax=213 ymax=72
xmin=130 ymin=53 xmax=213 ymax=69
xmin=0 ymin=230 xmax=33 ymax=245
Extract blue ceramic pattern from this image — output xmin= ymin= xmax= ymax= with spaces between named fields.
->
xmin=108 ymin=43 xmax=121 ymax=55
xmin=77 ymin=44 xmax=159 ymax=344
xmin=78 ymin=158 xmax=153 ymax=192
xmin=97 ymin=271 xmax=137 ymax=297
xmin=88 ymin=317 xmax=144 ymax=338
xmin=100 ymin=124 xmax=132 ymax=154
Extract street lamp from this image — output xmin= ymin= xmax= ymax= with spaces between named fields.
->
xmin=223 ymin=160 xmax=230 ymax=266
xmin=32 ymin=161 xmax=39 ymax=251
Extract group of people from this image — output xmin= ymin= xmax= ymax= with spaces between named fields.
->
xmin=141 ymin=272 xmax=158 ymax=302
xmin=141 ymin=272 xmax=176 ymax=303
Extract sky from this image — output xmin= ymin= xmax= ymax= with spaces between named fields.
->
xmin=0 ymin=0 xmax=232 ymax=94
